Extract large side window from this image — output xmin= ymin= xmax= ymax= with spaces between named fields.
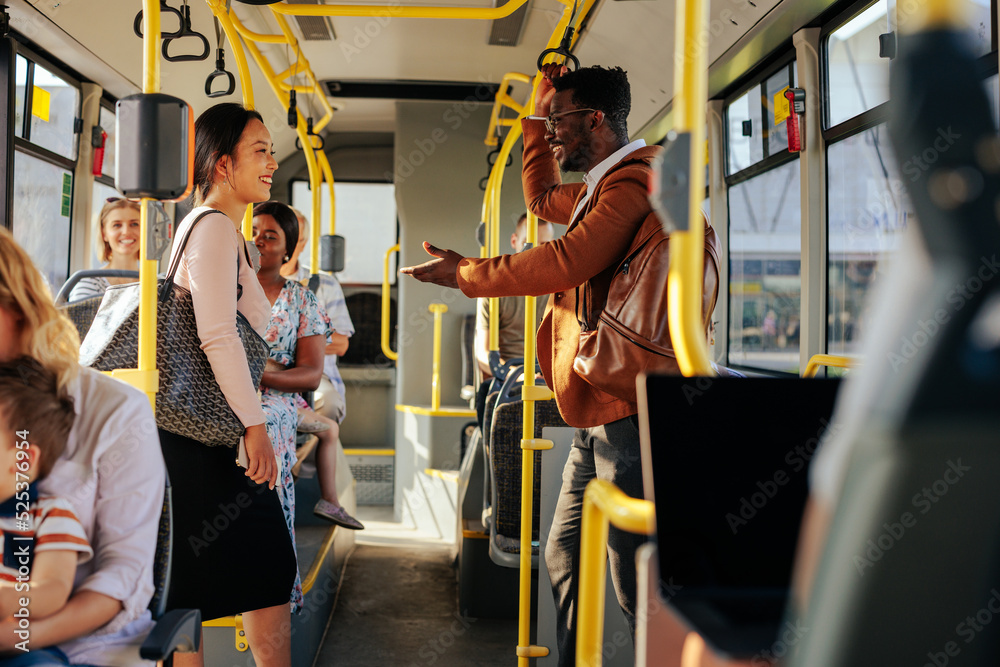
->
xmin=291 ymin=181 xmax=398 ymax=285
xmin=10 ymin=47 xmax=81 ymax=290
xmin=725 ymin=56 xmax=802 ymax=373
xmin=824 ymin=1 xmax=906 ymax=359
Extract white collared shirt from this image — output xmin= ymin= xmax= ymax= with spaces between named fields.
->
xmin=570 ymin=138 xmax=647 ymax=223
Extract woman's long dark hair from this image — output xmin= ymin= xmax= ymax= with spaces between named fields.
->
xmin=192 ymin=103 xmax=264 ymax=206
xmin=253 ymin=201 xmax=299 ymax=260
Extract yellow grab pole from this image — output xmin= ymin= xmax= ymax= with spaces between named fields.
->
xmin=429 ymin=304 xmax=448 ymax=411
xmin=136 ymin=0 xmax=161 ymax=408
xmin=667 ymin=0 xmax=713 ymax=377
xmin=577 ymin=480 xmax=656 ymax=666
xmin=381 ymin=244 xmax=399 ymax=361
xmin=225 ymin=12 xmax=323 ymax=264
xmin=205 ymin=0 xmax=256 ymax=240
xmin=485 ymin=72 xmax=531 ymax=147
xmin=269 ymin=0 xmax=529 ymax=19
xmin=316 ymin=150 xmax=337 ymax=236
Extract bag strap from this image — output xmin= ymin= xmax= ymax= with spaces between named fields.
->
xmin=160 ymin=208 xmax=234 ymax=301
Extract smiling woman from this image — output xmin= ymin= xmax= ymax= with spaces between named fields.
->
xmin=66 ymin=199 xmax=141 ymax=302
xmin=157 ymin=103 xmax=296 ymax=667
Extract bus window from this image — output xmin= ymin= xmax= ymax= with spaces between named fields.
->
xmin=291 ymin=181 xmax=397 ymax=285
xmin=826 ymin=0 xmax=890 ymax=129
xmin=13 ymin=153 xmax=73 ymax=289
xmin=26 ymin=63 xmax=79 ymax=160
xmin=728 ymin=158 xmax=801 ymax=373
xmin=727 ymin=88 xmax=764 ymax=174
xmin=826 ymin=128 xmax=909 ymax=357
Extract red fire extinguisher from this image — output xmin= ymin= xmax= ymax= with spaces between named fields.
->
xmin=92 ymin=127 xmax=107 ymax=177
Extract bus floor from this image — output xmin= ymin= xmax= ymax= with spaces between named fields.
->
xmin=315 ymin=505 xmax=518 ymax=666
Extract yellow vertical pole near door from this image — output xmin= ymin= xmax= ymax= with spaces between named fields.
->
xmin=429 ymin=304 xmax=448 ymax=412
xmin=667 ymin=0 xmax=713 ymax=377
xmin=137 ymin=0 xmax=161 ymax=409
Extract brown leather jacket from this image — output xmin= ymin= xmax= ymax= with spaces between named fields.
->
xmin=456 ymin=118 xmax=714 ymax=428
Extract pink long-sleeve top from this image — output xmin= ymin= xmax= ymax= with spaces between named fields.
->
xmin=169 ymin=207 xmax=271 ymax=428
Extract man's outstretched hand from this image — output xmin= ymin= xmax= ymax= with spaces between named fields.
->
xmin=399 ymin=242 xmax=464 ymax=289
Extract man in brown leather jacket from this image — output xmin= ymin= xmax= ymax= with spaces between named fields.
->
xmin=403 ymin=64 xmax=713 ymax=664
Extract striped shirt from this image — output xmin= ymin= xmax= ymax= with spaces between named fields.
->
xmin=0 ymin=485 xmax=92 ymax=581
xmin=68 ymin=276 xmax=111 ymax=303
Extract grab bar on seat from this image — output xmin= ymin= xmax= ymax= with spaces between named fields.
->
xmin=577 ymin=479 xmax=655 ymax=666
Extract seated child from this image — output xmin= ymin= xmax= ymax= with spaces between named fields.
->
xmin=0 ymin=358 xmax=91 ymax=659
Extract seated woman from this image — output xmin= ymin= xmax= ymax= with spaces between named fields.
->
xmin=67 ymin=198 xmax=141 ymax=302
xmin=252 ymin=201 xmax=329 ymax=614
xmin=0 ymin=227 xmax=165 ymax=666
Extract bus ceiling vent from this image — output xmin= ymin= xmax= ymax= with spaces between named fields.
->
xmin=784 ymin=87 xmax=806 ymax=153
xmin=286 ymin=0 xmax=336 ymax=41
xmin=488 ymin=0 xmax=530 ymax=47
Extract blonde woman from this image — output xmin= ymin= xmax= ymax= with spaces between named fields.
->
xmin=67 ymin=198 xmax=141 ymax=302
xmin=0 ymin=227 xmax=165 ymax=666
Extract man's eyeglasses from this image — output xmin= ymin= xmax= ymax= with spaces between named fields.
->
xmin=531 ymin=108 xmax=597 ymax=134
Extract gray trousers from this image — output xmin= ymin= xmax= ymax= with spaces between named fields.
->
xmin=544 ymin=415 xmax=647 ymax=666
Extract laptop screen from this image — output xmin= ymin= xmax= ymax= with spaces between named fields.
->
xmin=638 ymin=375 xmax=842 ymax=592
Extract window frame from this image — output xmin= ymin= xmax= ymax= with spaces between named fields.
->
xmin=723 ymin=49 xmax=804 ymax=376
xmin=724 ymin=51 xmax=797 ymax=182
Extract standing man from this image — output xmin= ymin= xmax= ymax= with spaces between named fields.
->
xmin=402 ymin=64 xmax=715 ymax=664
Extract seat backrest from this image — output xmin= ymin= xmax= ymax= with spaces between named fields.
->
xmin=640 ymin=375 xmax=841 ymax=589
xmin=149 ymin=476 xmax=172 ymax=620
xmin=489 ymin=398 xmax=567 ymax=541
xmin=459 ymin=314 xmax=477 ymax=401
xmin=61 ymin=295 xmax=104 ymax=342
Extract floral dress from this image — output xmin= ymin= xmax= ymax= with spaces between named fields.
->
xmin=261 ymin=280 xmax=331 ymax=613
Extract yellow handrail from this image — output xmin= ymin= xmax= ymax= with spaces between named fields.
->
xmin=269 ymin=0 xmax=530 ymax=20
xmin=803 ymin=353 xmax=858 ymax=378
xmin=667 ymin=0 xmax=713 ymax=377
xmin=381 ymin=244 xmax=399 ymax=361
xmin=428 ymin=304 xmax=448 ymax=412
xmin=316 ymin=149 xmax=337 ymax=236
xmin=227 ymin=11 xmax=335 ymax=134
xmin=134 ymin=0 xmax=161 ymax=408
xmin=577 ymin=479 xmax=656 ymax=667
xmin=484 ymin=72 xmax=532 ymax=147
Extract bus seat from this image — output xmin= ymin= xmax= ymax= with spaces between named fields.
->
xmin=637 ymin=374 xmax=840 ymax=660
xmin=479 ymin=390 xmax=500 ymax=528
xmin=61 ymin=294 xmax=104 ymax=341
xmin=56 ymin=269 xmax=140 ymax=341
xmin=140 ymin=474 xmax=201 ymax=664
xmin=460 ymin=314 xmax=477 ymax=401
xmin=487 ymin=369 xmax=567 ymax=568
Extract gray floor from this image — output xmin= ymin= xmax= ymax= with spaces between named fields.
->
xmin=314 ymin=506 xmax=519 ymax=666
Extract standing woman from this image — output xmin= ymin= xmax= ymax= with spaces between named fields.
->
xmin=161 ymin=103 xmax=296 ymax=667
xmin=67 ymin=198 xmax=141 ymax=301
xmin=252 ymin=200 xmax=328 ymax=613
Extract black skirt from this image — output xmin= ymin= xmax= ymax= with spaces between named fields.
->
xmin=159 ymin=428 xmax=297 ymax=621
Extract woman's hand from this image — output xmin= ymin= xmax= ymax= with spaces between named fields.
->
xmin=533 ymin=63 xmax=569 ymax=118
xmin=243 ymin=423 xmax=277 ymax=490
